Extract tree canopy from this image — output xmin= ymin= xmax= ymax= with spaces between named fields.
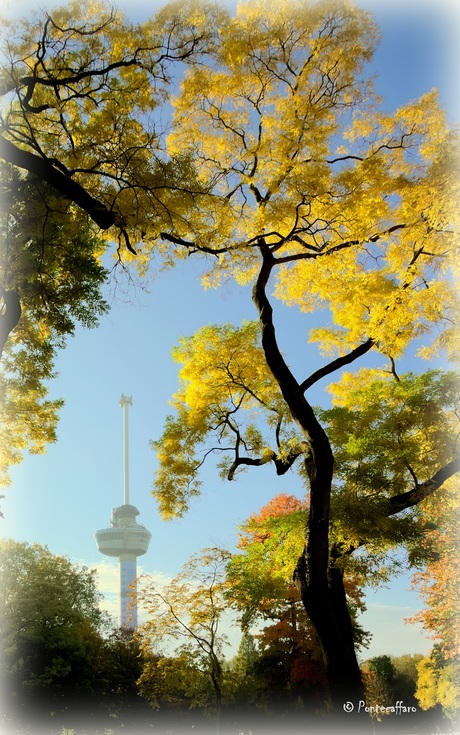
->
xmin=0 ymin=539 xmax=107 ymax=727
xmin=0 ymin=0 xmax=217 ymax=251
xmin=147 ymin=0 xmax=459 ymax=707
xmin=161 ymin=0 xmax=458 ymax=358
xmin=0 ymin=0 xmax=217 ymax=484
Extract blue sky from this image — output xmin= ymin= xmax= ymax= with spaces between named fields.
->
xmin=1 ymin=0 xmax=459 ymax=658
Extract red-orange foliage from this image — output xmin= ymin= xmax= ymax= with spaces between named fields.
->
xmin=250 ymin=493 xmax=306 ymax=521
xmin=237 ymin=493 xmax=306 ymax=548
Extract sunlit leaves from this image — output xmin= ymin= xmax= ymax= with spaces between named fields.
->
xmin=2 ymin=0 xmax=458 ymax=361
xmin=2 ymin=3 xmax=458 ymax=703
xmin=166 ymin=0 xmax=380 ymax=268
xmin=162 ymin=0 xmax=459 ymax=363
xmin=152 ymin=321 xmax=295 ymax=518
xmin=152 ymin=411 xmax=205 ymax=519
xmin=227 ymin=492 xmax=326 ymax=694
xmin=0 ymin=0 xmax=218 ymax=254
xmin=227 ymin=494 xmax=307 ymax=619
xmin=227 ymin=492 xmax=368 ymax=663
xmin=416 ymin=653 xmax=460 ymax=721
xmin=171 ymin=321 xmax=277 ymax=418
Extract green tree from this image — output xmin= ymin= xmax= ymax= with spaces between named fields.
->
xmin=0 ymin=539 xmax=108 ymax=730
xmin=99 ymin=628 xmax=152 ymax=726
xmin=226 ymin=632 xmax=260 ymax=706
xmin=138 ymin=651 xmax=211 ymax=712
xmin=0 ymin=540 xmax=157 ymax=731
xmin=392 ymin=654 xmax=424 ymax=704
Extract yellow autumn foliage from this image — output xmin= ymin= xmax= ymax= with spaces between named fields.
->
xmin=416 ymin=655 xmax=460 ymax=721
xmin=163 ymin=0 xmax=459 ymax=363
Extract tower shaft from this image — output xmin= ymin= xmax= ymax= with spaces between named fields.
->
xmin=119 ymin=553 xmax=138 ymax=629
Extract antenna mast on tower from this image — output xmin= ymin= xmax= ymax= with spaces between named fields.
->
xmin=119 ymin=394 xmax=132 ymax=505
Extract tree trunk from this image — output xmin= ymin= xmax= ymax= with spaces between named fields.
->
xmin=210 ymin=654 xmax=222 ymax=734
xmin=253 ymin=244 xmax=365 ymax=712
xmin=295 ymin=546 xmax=365 ymax=708
xmin=0 ymin=287 xmax=21 ymax=358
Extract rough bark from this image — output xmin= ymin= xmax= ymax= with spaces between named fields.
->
xmin=0 ymin=136 xmax=117 ymax=231
xmin=294 ymin=540 xmax=365 ymax=709
xmin=0 ymin=287 xmax=21 ymax=358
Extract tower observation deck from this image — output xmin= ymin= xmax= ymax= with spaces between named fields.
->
xmin=95 ymin=395 xmax=151 ymax=628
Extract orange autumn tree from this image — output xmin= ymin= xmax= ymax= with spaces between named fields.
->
xmin=226 ymin=493 xmax=367 ymax=705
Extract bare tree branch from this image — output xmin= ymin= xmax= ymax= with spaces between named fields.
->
xmin=0 ymin=136 xmax=117 ymax=231
xmin=227 ymin=454 xmax=271 ymax=481
xmin=300 ymin=338 xmax=374 ymax=393
xmin=387 ymin=458 xmax=460 ymax=516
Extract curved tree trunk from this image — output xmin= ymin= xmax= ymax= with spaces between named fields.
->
xmin=252 ymin=243 xmax=365 ymax=710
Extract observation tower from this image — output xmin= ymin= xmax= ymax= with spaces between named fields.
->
xmin=95 ymin=395 xmax=151 ymax=628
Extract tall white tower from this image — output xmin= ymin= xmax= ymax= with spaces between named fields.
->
xmin=95 ymin=395 xmax=151 ymax=628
